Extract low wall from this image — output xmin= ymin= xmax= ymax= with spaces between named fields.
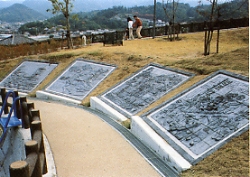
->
xmin=0 ymin=128 xmax=31 ymax=177
xmin=90 ymin=97 xmax=128 ymax=122
xmin=131 ymin=116 xmax=191 ymax=173
xmin=0 ymin=88 xmax=48 ymax=177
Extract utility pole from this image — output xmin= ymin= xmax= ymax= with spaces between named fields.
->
xmin=153 ymin=0 xmax=156 ymax=38
xmin=173 ymin=0 xmax=175 ymax=40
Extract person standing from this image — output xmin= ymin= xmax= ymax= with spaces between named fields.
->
xmin=133 ymin=15 xmax=143 ymax=39
xmin=127 ymin=17 xmax=134 ymax=40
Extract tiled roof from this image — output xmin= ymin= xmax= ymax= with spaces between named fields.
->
xmin=0 ymin=34 xmax=37 ymax=45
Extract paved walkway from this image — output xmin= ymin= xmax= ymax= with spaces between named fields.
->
xmin=29 ymin=98 xmax=163 ymax=177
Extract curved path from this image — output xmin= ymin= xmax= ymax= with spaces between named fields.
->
xmin=29 ymin=98 xmax=163 ymax=177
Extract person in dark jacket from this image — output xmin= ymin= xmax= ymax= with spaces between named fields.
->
xmin=133 ymin=15 xmax=143 ymax=39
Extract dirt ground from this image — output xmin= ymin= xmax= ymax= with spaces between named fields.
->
xmin=0 ymin=27 xmax=249 ymax=176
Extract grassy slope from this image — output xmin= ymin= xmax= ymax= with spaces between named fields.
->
xmin=0 ymin=27 xmax=249 ymax=176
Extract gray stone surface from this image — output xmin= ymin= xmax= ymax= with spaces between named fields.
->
xmin=0 ymin=60 xmax=57 ymax=93
xmin=101 ymin=63 xmax=194 ymax=117
xmin=142 ymin=70 xmax=249 ymax=164
xmin=0 ymin=128 xmax=27 ymax=177
xmin=46 ymin=59 xmax=116 ymax=100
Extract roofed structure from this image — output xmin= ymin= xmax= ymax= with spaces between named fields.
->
xmin=0 ymin=34 xmax=37 ymax=45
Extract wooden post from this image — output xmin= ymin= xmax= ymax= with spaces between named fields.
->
xmin=9 ymin=161 xmax=29 ymax=177
xmin=91 ymin=34 xmax=94 ymax=43
xmin=1 ymin=88 xmax=9 ymax=114
xmin=103 ymin=33 xmax=106 ymax=46
xmin=30 ymin=120 xmax=47 ymax=174
xmin=153 ymin=0 xmax=156 ymax=39
xmin=216 ymin=27 xmax=220 ymax=53
xmin=31 ymin=120 xmax=42 ymax=135
xmin=25 ymin=140 xmax=42 ymax=177
xmin=13 ymin=91 xmax=21 ymax=119
xmin=31 ymin=110 xmax=40 ymax=122
xmin=20 ymin=97 xmax=30 ymax=129
xmin=204 ymin=28 xmax=207 ymax=55
xmin=26 ymin=140 xmax=39 ymax=156
xmin=27 ymin=102 xmax=35 ymax=124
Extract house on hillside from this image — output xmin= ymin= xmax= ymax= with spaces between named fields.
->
xmin=0 ymin=34 xmax=11 ymax=41
xmin=0 ymin=34 xmax=37 ymax=45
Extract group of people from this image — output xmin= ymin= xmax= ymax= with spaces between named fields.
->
xmin=126 ymin=15 xmax=143 ymax=40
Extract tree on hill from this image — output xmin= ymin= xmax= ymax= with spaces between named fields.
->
xmin=197 ymin=0 xmax=248 ymax=55
xmin=162 ymin=0 xmax=179 ymax=40
xmin=199 ymin=0 xmax=218 ymax=55
xmin=47 ymin=0 xmax=75 ymax=49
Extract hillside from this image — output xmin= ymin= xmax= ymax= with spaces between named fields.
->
xmin=38 ymin=28 xmax=250 ymax=177
xmin=22 ymin=0 xmax=154 ymax=14
xmin=0 ymin=3 xmax=47 ymax=23
xmin=17 ymin=0 xmax=249 ymax=34
xmin=0 ymin=27 xmax=249 ymax=176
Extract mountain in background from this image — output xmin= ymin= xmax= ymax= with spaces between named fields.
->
xmin=0 ymin=0 xmax=24 ymax=9
xmin=0 ymin=0 xmax=220 ymax=23
xmin=0 ymin=3 xmax=47 ymax=23
xmin=0 ymin=0 xmax=203 ymax=16
xmin=22 ymin=0 xmax=111 ymax=17
xmin=22 ymin=0 xmax=52 ymax=17
xmin=21 ymin=0 xmax=155 ymax=16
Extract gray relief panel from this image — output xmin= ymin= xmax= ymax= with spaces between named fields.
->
xmin=101 ymin=63 xmax=194 ymax=117
xmin=46 ymin=59 xmax=116 ymax=100
xmin=0 ymin=60 xmax=57 ymax=93
xmin=142 ymin=70 xmax=249 ymax=164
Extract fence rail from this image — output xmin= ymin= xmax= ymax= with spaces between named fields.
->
xmin=0 ymin=88 xmax=47 ymax=177
xmin=51 ymin=17 xmax=249 ymax=45
xmin=88 ymin=17 xmax=249 ymax=43
xmin=0 ymin=17 xmax=248 ymax=60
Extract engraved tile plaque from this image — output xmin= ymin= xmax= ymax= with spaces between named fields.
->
xmin=0 ymin=60 xmax=57 ymax=93
xmin=46 ymin=59 xmax=116 ymax=100
xmin=101 ymin=63 xmax=194 ymax=117
xmin=142 ymin=70 xmax=249 ymax=164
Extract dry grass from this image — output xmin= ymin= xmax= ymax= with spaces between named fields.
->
xmin=0 ymin=27 xmax=249 ymax=176
xmin=181 ymin=130 xmax=249 ymax=177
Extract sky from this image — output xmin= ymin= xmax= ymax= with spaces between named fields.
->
xmin=1 ymin=0 xmax=24 ymax=1
xmin=0 ymin=0 xmax=206 ymax=9
xmin=0 ymin=0 xmax=202 ymax=4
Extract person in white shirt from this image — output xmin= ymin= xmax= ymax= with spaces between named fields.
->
xmin=127 ymin=17 xmax=134 ymax=40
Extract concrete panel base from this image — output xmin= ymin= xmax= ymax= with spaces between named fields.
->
xmin=36 ymin=91 xmax=81 ymax=105
xmin=131 ymin=116 xmax=192 ymax=173
xmin=90 ymin=97 xmax=128 ymax=122
xmin=43 ymin=134 xmax=57 ymax=177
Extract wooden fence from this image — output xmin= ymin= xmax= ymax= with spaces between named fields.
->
xmin=89 ymin=17 xmax=249 ymax=43
xmin=52 ymin=17 xmax=249 ymax=45
xmin=0 ymin=17 xmax=248 ymax=60
xmin=0 ymin=88 xmax=47 ymax=177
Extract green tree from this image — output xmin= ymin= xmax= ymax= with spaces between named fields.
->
xmin=47 ymin=0 xmax=74 ymax=49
